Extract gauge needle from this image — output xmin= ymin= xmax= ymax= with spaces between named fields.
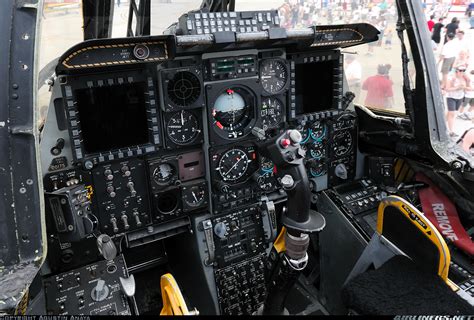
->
xmin=181 ymin=111 xmax=184 ymax=126
xmin=192 ymin=191 xmax=198 ymax=202
xmin=225 ymin=157 xmax=242 ymax=176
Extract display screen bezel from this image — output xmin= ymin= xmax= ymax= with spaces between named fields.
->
xmin=288 ymin=51 xmax=343 ymax=120
xmin=61 ymin=71 xmax=161 ymax=164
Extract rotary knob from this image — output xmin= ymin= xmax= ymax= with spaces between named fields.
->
xmin=214 ymin=222 xmax=227 ymax=239
xmin=91 ymin=279 xmax=109 ymax=302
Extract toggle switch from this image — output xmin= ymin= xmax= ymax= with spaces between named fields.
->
xmin=104 ymin=169 xmax=114 ymax=181
xmin=110 ymin=217 xmax=119 ymax=233
xmin=121 ymin=215 xmax=130 ymax=230
xmin=127 ymin=181 xmax=137 ymax=197
xmin=133 ymin=212 xmax=142 ymax=227
xmin=121 ymin=165 xmax=131 ymax=177
xmin=106 ymin=185 xmax=116 ymax=198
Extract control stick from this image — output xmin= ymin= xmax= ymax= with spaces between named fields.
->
xmin=256 ymin=129 xmax=326 ymax=315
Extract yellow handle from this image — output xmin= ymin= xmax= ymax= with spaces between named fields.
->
xmin=160 ymin=273 xmax=190 ymax=316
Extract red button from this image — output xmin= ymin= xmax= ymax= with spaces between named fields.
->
xmin=280 ymin=138 xmax=291 ymax=148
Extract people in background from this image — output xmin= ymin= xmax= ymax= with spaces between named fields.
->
xmin=445 ymin=67 xmax=468 ymax=137
xmin=458 ymin=70 xmax=474 ymax=120
xmin=427 ymin=14 xmax=435 ymax=32
xmin=466 ymin=1 xmax=474 ymax=17
xmin=362 ymin=64 xmax=394 ymax=109
xmin=452 ymin=30 xmax=470 ymax=59
xmin=444 ymin=17 xmax=459 ymax=43
xmin=431 ymin=17 xmax=444 ymax=47
xmin=453 ymin=50 xmax=469 ymax=71
xmin=457 ymin=128 xmax=474 ymax=154
xmin=439 ymin=33 xmax=458 ymax=89
xmin=345 ymin=54 xmax=362 ymax=101
xmin=384 ymin=27 xmax=393 ymax=49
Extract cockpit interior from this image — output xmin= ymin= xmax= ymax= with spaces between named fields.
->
xmin=1 ymin=0 xmax=474 ymax=316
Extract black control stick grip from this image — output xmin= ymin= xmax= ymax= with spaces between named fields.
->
xmin=258 ymin=130 xmax=322 ymax=234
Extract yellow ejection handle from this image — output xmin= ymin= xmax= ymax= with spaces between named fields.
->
xmin=160 ymin=273 xmax=198 ymax=316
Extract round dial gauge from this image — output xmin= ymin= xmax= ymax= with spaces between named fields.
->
xmin=212 ymin=88 xmax=254 ymax=139
xmin=261 ymin=97 xmax=284 ymax=129
xmin=310 ymin=163 xmax=326 ymax=178
xmin=309 ymin=142 xmax=326 ymax=159
xmin=217 ymin=149 xmax=250 ymax=182
xmin=153 ymin=163 xmax=175 ymax=184
xmin=257 ymin=157 xmax=277 ymax=191
xmin=333 ymin=131 xmax=353 ymax=156
xmin=167 ymin=110 xmax=200 ymax=145
xmin=183 ymin=185 xmax=206 ymax=208
xmin=310 ymin=122 xmax=327 ymax=141
xmin=260 ymin=59 xmax=288 ymax=94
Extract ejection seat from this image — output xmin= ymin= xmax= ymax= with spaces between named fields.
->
xmin=341 ymin=195 xmax=474 ymax=315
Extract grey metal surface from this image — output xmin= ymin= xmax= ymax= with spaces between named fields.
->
xmin=39 ymin=82 xmax=75 ymax=176
xmin=165 ymin=213 xmax=220 ymax=315
xmin=0 ymin=0 xmax=46 ymax=313
xmin=317 ymin=191 xmax=368 ymax=315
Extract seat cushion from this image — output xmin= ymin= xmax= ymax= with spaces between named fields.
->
xmin=342 ymin=255 xmax=474 ymax=315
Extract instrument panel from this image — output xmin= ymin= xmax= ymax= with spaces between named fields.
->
xmin=43 ymin=41 xmax=358 ymax=239
xmin=40 ymin=30 xmax=362 ymax=315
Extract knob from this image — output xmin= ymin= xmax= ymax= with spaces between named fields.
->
xmin=110 ymin=217 xmax=119 ymax=233
xmin=133 ymin=212 xmax=142 ymax=227
xmin=121 ymin=166 xmax=131 ymax=177
xmin=104 ymin=169 xmax=114 ymax=181
xmin=121 ymin=215 xmax=130 ymax=230
xmin=335 ymin=163 xmax=348 ymax=180
xmin=216 ymin=181 xmax=230 ymax=193
xmin=97 ymin=234 xmax=117 ymax=260
xmin=250 ymin=241 xmax=257 ymax=251
xmin=280 ymin=174 xmax=294 ymax=189
xmin=50 ymin=138 xmax=65 ymax=156
xmin=127 ymin=182 xmax=137 ymax=197
xmin=133 ymin=44 xmax=150 ymax=60
xmin=91 ymin=279 xmax=109 ymax=302
xmin=214 ymin=222 xmax=227 ymax=239
xmin=84 ymin=160 xmax=94 ymax=170
xmin=106 ymin=185 xmax=116 ymax=198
